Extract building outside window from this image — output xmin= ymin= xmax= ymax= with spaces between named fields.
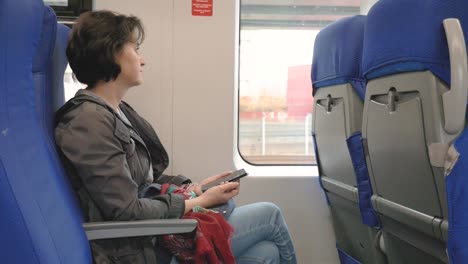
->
xmin=238 ymin=0 xmax=360 ymax=165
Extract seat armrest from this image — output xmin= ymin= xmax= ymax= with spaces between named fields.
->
xmin=83 ymin=219 xmax=197 ymax=241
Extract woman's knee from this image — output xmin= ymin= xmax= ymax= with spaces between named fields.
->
xmin=259 ymin=202 xmax=281 ymax=212
xmin=230 ymin=202 xmax=282 ymax=222
xmin=236 ymin=241 xmax=280 ymax=264
xmin=255 ymin=202 xmax=283 ymax=219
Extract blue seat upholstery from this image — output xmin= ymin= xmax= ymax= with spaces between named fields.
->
xmin=362 ymin=0 xmax=468 ymax=83
xmin=51 ymin=24 xmax=71 ymax=115
xmin=312 ymin=15 xmax=385 ymax=264
xmin=362 ymin=0 xmax=468 ymax=263
xmin=445 ymin=127 xmax=468 ymax=263
xmin=0 ymin=1 xmax=198 ymax=263
xmin=0 ymin=0 xmax=91 ymax=263
xmin=312 ymin=16 xmax=367 ymax=101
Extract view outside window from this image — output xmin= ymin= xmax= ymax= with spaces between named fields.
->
xmin=238 ymin=0 xmax=360 ymax=165
xmin=44 ymin=0 xmax=68 ymax=6
xmin=64 ymin=65 xmax=85 ymax=101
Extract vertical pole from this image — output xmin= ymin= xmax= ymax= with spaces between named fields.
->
xmin=305 ymin=113 xmax=311 ymax=155
xmin=262 ymin=115 xmax=266 ymax=155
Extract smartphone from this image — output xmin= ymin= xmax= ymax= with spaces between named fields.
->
xmin=201 ymin=169 xmax=248 ymax=192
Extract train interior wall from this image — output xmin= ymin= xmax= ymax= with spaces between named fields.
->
xmin=92 ymin=0 xmax=377 ymax=262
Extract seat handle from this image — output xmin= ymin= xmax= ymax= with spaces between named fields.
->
xmin=443 ymin=18 xmax=468 ymax=135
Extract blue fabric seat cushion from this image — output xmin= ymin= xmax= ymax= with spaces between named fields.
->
xmin=362 ymin=0 xmax=468 ymax=84
xmin=312 ymin=15 xmax=366 ymax=99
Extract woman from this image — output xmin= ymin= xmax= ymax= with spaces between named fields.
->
xmin=55 ymin=10 xmax=297 ymax=264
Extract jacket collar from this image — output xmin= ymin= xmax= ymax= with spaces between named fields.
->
xmin=70 ymin=89 xmax=148 ymax=147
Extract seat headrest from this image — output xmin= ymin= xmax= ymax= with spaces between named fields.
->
xmin=312 ymin=15 xmax=366 ymax=99
xmin=362 ymin=0 xmax=468 ymax=83
xmin=0 ymin=1 xmax=91 ymax=262
xmin=1 ymin=0 xmax=45 ymax=92
xmin=32 ymin=6 xmax=57 ymax=73
xmin=51 ymin=24 xmax=71 ymax=112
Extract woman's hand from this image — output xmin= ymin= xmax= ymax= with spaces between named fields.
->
xmin=184 ymin=171 xmax=242 ymax=214
xmin=199 ymin=181 xmax=240 ymax=207
xmin=191 ymin=171 xmax=232 ymax=196
xmin=184 ymin=181 xmax=239 ymax=214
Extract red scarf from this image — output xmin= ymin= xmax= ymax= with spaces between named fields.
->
xmin=160 ymin=184 xmax=235 ymax=264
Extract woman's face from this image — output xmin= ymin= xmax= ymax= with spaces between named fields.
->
xmin=115 ymin=40 xmax=145 ymax=88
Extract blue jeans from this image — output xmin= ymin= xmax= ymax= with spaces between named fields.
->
xmin=170 ymin=202 xmax=297 ymax=264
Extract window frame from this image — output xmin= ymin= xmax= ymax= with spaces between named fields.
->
xmin=235 ymin=0 xmax=360 ymax=169
xmin=46 ymin=0 xmax=92 ymax=23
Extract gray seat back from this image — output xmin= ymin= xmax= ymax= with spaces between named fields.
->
xmin=361 ymin=0 xmax=468 ymax=262
xmin=363 ymin=72 xmax=451 ymax=222
xmin=314 ymin=85 xmax=362 ymax=201
xmin=312 ymin=15 xmax=387 ymax=264
xmin=312 ymin=15 xmax=367 ymax=202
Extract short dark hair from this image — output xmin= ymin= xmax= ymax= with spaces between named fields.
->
xmin=66 ymin=10 xmax=145 ymax=88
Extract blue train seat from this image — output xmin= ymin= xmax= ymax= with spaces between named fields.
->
xmin=312 ymin=15 xmax=386 ymax=264
xmin=0 ymin=0 xmax=196 ymax=263
xmin=51 ymin=23 xmax=71 ymax=114
xmin=445 ymin=114 xmax=468 ymax=263
xmin=0 ymin=1 xmax=91 ymax=262
xmin=362 ymin=0 xmax=468 ymax=263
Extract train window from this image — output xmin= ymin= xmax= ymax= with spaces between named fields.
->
xmin=238 ymin=0 xmax=360 ymax=165
xmin=45 ymin=0 xmax=92 ymax=24
xmin=64 ymin=65 xmax=85 ymax=101
xmin=45 ymin=0 xmax=68 ymax=7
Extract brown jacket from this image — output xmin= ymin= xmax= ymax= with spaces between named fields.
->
xmin=55 ymin=89 xmax=190 ymax=263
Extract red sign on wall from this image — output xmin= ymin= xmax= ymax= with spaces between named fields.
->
xmin=192 ymin=0 xmax=213 ymax=16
